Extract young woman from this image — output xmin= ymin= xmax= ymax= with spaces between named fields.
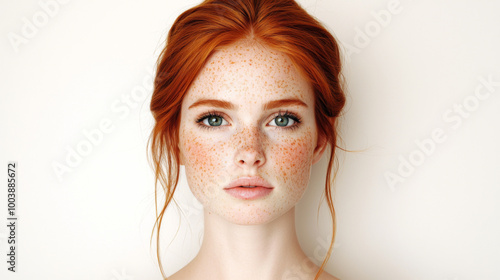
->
xmin=148 ymin=0 xmax=346 ymax=279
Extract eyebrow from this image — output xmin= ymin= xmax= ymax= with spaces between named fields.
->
xmin=188 ymin=98 xmax=308 ymax=111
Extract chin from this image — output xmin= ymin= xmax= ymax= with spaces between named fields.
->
xmin=227 ymin=216 xmax=275 ymax=226
xmin=210 ymin=206 xmax=284 ymax=226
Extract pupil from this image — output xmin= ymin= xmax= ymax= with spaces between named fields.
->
xmin=207 ymin=115 xmax=290 ymax=127
xmin=276 ymin=116 xmax=288 ymax=126
xmin=209 ymin=116 xmax=221 ymax=126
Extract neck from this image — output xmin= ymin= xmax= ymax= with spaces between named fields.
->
xmin=188 ymin=206 xmax=314 ymax=280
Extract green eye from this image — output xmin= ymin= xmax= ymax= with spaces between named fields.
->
xmin=274 ymin=115 xmax=290 ymax=127
xmin=207 ymin=115 xmax=223 ymax=126
xmin=269 ymin=110 xmax=301 ymax=130
xmin=196 ymin=111 xmax=228 ymax=130
xmin=196 ymin=110 xmax=302 ymax=131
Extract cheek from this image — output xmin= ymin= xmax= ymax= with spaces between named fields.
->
xmin=270 ymin=132 xmax=315 ymax=197
xmin=180 ymin=125 xmax=316 ymax=205
xmin=180 ymin=128 xmax=225 ymax=199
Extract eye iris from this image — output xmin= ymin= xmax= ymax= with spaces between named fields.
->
xmin=204 ymin=114 xmax=293 ymax=127
xmin=208 ymin=116 xmax=222 ymax=126
xmin=276 ymin=116 xmax=289 ymax=127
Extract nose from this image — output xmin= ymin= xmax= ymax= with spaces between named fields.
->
xmin=234 ymin=127 xmax=266 ymax=169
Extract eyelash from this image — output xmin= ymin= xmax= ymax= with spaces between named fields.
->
xmin=195 ymin=109 xmax=302 ymax=131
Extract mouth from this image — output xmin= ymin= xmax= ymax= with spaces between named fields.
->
xmin=224 ymin=186 xmax=273 ymax=200
xmin=224 ymin=176 xmax=274 ymax=200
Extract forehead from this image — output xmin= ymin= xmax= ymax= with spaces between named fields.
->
xmin=184 ymin=39 xmax=313 ymax=107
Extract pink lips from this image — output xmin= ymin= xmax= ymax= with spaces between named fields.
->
xmin=224 ymin=176 xmax=274 ymax=200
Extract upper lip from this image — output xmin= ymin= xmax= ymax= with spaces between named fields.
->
xmin=224 ymin=176 xmax=274 ymax=189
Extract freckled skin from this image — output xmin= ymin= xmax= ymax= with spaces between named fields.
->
xmin=178 ymin=39 xmax=324 ymax=225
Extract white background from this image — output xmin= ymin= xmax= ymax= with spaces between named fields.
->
xmin=1 ymin=0 xmax=499 ymax=279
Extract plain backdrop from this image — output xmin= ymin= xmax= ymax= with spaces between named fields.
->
xmin=1 ymin=0 xmax=499 ymax=279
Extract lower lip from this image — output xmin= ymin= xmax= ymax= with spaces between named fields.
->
xmin=224 ymin=187 xmax=273 ymax=200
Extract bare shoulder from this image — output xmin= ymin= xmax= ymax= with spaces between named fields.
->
xmin=317 ymin=269 xmax=341 ymax=280
xmin=166 ymin=271 xmax=182 ymax=280
xmin=166 ymin=266 xmax=192 ymax=280
xmin=168 ymin=262 xmax=340 ymax=280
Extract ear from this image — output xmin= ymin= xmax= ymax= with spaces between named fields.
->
xmin=312 ymin=132 xmax=328 ymax=165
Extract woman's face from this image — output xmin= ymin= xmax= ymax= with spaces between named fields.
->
xmin=178 ymin=39 xmax=327 ymax=225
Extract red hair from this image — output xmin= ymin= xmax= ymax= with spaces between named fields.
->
xmin=147 ymin=0 xmax=346 ymax=279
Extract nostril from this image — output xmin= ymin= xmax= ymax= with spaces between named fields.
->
xmin=236 ymin=149 xmax=265 ymax=167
